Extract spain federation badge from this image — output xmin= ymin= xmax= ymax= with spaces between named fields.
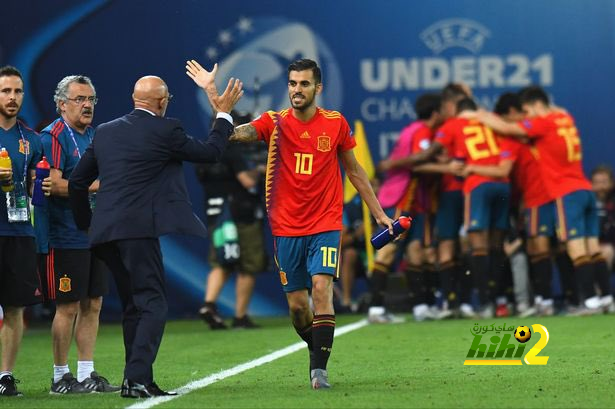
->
xmin=59 ymin=275 xmax=72 ymax=293
xmin=18 ymin=139 xmax=30 ymax=155
xmin=317 ymin=135 xmax=331 ymax=152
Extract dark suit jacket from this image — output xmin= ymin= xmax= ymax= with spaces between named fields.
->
xmin=68 ymin=109 xmax=234 ymax=246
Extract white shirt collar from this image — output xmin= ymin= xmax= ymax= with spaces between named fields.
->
xmin=135 ymin=107 xmax=157 ymax=116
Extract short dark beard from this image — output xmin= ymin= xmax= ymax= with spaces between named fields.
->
xmin=0 ymin=106 xmax=18 ymax=121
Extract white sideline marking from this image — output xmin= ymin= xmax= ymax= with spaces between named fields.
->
xmin=126 ymin=319 xmax=369 ymax=409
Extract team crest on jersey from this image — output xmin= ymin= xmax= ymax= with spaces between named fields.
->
xmin=317 ymin=135 xmax=331 ymax=152
xmin=279 ymin=271 xmax=288 ymax=286
xmin=59 ymin=275 xmax=72 ymax=293
xmin=18 ymin=139 xmax=30 ymax=155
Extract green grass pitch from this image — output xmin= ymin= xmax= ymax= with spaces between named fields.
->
xmin=3 ymin=314 xmax=615 ymax=408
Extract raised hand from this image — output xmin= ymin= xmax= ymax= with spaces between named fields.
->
xmin=186 ymin=60 xmax=217 ymax=90
xmin=216 ymin=77 xmax=244 ymax=114
xmin=185 ymin=59 xmax=243 ymax=113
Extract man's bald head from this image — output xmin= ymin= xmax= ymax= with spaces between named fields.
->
xmin=132 ymin=76 xmax=170 ymax=116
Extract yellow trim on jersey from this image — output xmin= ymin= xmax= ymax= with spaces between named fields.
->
xmin=264 ymin=120 xmax=280 ymax=210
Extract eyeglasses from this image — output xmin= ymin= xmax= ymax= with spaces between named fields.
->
xmin=66 ymin=96 xmax=98 ymax=105
xmin=153 ymin=94 xmax=173 ymax=102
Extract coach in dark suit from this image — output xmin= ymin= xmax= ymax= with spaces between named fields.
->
xmin=68 ymin=65 xmax=243 ymax=398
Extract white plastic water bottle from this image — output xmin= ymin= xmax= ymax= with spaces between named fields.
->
xmin=6 ymin=181 xmax=28 ymax=223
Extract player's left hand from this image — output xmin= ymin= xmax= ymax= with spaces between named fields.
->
xmin=375 ymin=214 xmax=395 ymax=235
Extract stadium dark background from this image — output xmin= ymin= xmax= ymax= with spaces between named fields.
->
xmin=3 ymin=0 xmax=614 ymax=319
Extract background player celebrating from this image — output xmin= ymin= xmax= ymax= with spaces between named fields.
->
xmin=473 ymin=85 xmax=611 ymax=313
xmin=443 ymin=97 xmax=515 ymax=317
xmin=187 ymin=58 xmax=392 ymax=390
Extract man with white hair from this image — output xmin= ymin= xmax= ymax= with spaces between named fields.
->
xmin=40 ymin=75 xmax=118 ymax=394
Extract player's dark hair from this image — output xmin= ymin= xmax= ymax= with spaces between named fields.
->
xmin=415 ymin=93 xmax=441 ymax=120
xmin=288 ymin=59 xmax=322 ymax=84
xmin=0 ymin=65 xmax=23 ymax=80
xmin=494 ymin=92 xmax=522 ymax=115
xmin=456 ymin=97 xmax=478 ymax=113
xmin=441 ymin=83 xmax=469 ymax=102
xmin=518 ymin=85 xmax=550 ymax=105
xmin=591 ymin=164 xmax=614 ymax=181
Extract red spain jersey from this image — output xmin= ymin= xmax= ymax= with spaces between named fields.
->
xmin=519 ymin=112 xmax=591 ymax=198
xmin=435 ymin=118 xmax=464 ymax=192
xmin=251 ymin=108 xmax=356 ymax=236
xmin=507 ymin=139 xmax=552 ymax=208
xmin=396 ymin=124 xmax=437 ymax=214
xmin=440 ymin=118 xmax=513 ymax=193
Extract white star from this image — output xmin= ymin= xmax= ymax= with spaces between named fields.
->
xmin=237 ymin=17 xmax=253 ymax=33
xmin=218 ymin=30 xmax=232 ymax=46
xmin=206 ymin=46 xmax=218 ymax=60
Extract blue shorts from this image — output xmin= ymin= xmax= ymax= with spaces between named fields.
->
xmin=273 ymin=231 xmax=341 ymax=292
xmin=408 ymin=213 xmax=435 ymax=246
xmin=464 ymin=182 xmax=510 ymax=232
xmin=525 ymin=202 xmax=555 ymax=238
xmin=435 ymin=190 xmax=463 ymax=240
xmin=555 ymin=190 xmax=599 ymax=241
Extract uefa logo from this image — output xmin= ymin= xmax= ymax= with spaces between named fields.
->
xmin=196 ymin=16 xmax=343 ymax=124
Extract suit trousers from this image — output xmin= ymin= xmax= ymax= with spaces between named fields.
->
xmin=94 ymin=238 xmax=167 ymax=384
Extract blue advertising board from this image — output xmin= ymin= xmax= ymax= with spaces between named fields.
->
xmin=3 ymin=0 xmax=615 ymax=318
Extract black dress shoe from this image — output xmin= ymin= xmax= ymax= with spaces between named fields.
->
xmin=120 ymin=379 xmax=152 ymax=398
xmin=147 ymin=382 xmax=178 ymax=396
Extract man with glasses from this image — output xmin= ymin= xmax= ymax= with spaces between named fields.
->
xmin=40 ymin=75 xmax=119 ymax=394
xmin=68 ymin=68 xmax=242 ymax=397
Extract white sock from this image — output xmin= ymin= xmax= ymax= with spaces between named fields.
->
xmin=53 ymin=365 xmax=70 ymax=383
xmin=77 ymin=361 xmax=95 ymax=382
xmin=0 ymin=371 xmax=12 ymax=380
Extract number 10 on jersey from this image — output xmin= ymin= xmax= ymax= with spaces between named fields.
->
xmin=294 ymin=153 xmax=313 ymax=175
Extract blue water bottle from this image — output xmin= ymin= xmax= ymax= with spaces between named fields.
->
xmin=370 ymin=216 xmax=412 ymax=249
xmin=32 ymin=156 xmax=50 ymax=206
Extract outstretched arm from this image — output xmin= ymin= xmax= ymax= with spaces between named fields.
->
xmin=378 ymin=141 xmax=443 ymax=172
xmin=460 ymin=110 xmax=528 ymax=139
xmin=463 ymin=159 xmax=514 ymax=179
xmin=230 ymin=123 xmax=259 ymax=143
xmin=339 ymin=149 xmax=393 ymax=233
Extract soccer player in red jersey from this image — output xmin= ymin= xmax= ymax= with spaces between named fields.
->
xmin=371 ymin=93 xmax=443 ymax=323
xmin=474 ymin=86 xmax=610 ymax=313
xmin=379 ymin=84 xmax=472 ymax=318
xmin=189 ymin=59 xmax=392 ymax=389
xmin=493 ymin=93 xmax=575 ymax=316
xmin=437 ymin=98 xmax=515 ymax=318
